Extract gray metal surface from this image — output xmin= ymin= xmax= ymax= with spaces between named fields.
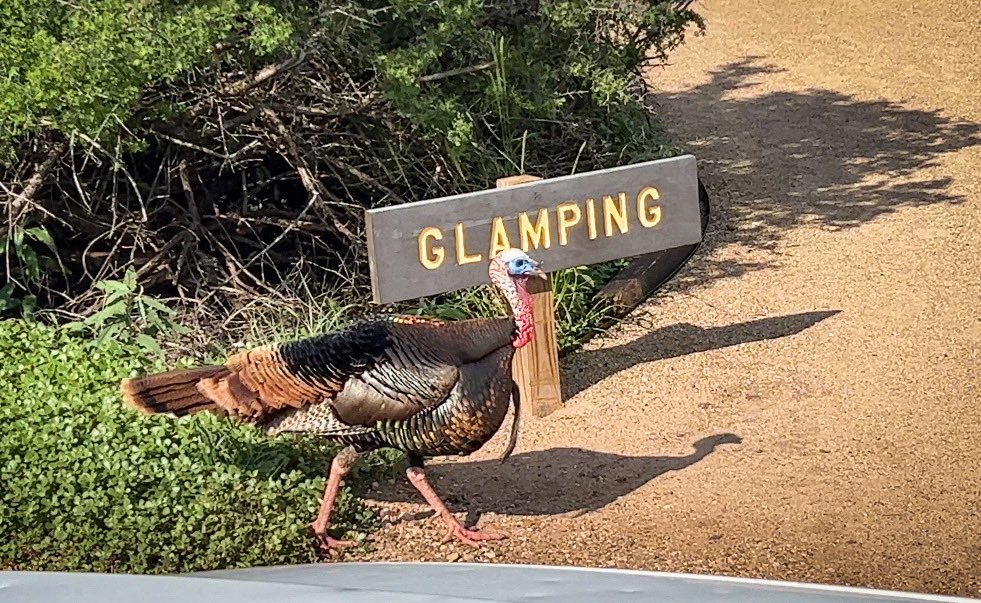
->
xmin=364 ymin=154 xmax=703 ymax=303
xmin=2 ymin=563 xmax=976 ymax=603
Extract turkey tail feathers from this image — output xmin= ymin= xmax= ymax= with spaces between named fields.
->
xmin=120 ymin=365 xmax=231 ymax=417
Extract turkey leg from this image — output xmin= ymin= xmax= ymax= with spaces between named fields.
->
xmin=405 ymin=456 xmax=505 ymax=547
xmin=312 ymin=445 xmax=361 ymax=551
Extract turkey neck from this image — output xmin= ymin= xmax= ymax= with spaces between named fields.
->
xmin=488 ymin=261 xmax=536 ymax=348
xmin=505 ymin=277 xmax=535 ymax=348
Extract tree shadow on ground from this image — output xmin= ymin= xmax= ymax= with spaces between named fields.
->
xmin=647 ymin=55 xmax=981 ymax=290
xmin=562 ymin=310 xmax=839 ymax=399
xmin=367 ymin=433 xmax=742 ymax=520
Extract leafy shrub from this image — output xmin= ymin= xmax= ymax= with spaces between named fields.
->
xmin=414 ymin=260 xmax=627 ymax=353
xmin=0 ymin=0 xmax=296 ymax=156
xmin=65 ymin=268 xmax=190 ymax=359
xmin=1 ymin=0 xmax=703 ymax=340
xmin=0 ymin=318 xmax=396 ymax=573
xmin=0 ymin=1 xmax=706 ymax=572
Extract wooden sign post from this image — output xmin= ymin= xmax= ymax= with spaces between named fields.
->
xmin=364 ymin=154 xmax=704 ymax=419
xmin=495 ymin=174 xmax=563 ymax=418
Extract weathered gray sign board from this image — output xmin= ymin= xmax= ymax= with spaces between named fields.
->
xmin=365 ymin=154 xmax=702 ymax=304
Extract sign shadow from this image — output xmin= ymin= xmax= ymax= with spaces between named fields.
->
xmin=563 ymin=310 xmax=840 ymax=399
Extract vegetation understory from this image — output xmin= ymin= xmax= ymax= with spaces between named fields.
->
xmin=0 ymin=0 xmax=703 ymax=572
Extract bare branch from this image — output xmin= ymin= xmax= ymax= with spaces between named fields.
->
xmin=328 ymin=157 xmax=407 ymax=205
xmin=259 ymin=106 xmax=360 ymax=242
xmin=218 ymin=51 xmax=307 ymax=97
xmin=6 ymin=141 xmax=68 ymax=224
xmin=153 ymin=128 xmax=233 ymax=161
xmin=177 ymin=160 xmax=203 ymax=231
xmin=416 ymin=61 xmax=495 ymax=83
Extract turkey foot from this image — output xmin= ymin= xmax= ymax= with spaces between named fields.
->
xmin=406 ymin=465 xmax=506 ymax=547
xmin=442 ymin=522 xmax=505 ymax=547
xmin=311 ymin=446 xmax=361 ymax=552
xmin=313 ymin=532 xmax=357 ymax=551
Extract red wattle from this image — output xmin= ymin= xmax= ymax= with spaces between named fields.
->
xmin=512 ymin=279 xmax=535 ymax=348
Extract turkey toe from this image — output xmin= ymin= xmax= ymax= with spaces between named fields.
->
xmin=313 ymin=532 xmax=357 ymax=551
xmin=443 ymin=523 xmax=506 ymax=546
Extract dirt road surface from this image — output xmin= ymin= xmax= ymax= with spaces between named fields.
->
xmin=350 ymin=0 xmax=981 ymax=597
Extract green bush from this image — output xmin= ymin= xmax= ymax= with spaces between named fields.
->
xmin=413 ymin=261 xmax=627 ymax=353
xmin=0 ymin=0 xmax=296 ymax=157
xmin=0 ymin=318 xmax=396 ymax=573
xmin=1 ymin=0 xmax=703 ymax=339
xmin=0 ymin=1 xmax=705 ymax=572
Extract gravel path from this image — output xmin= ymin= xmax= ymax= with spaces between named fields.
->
xmin=349 ymin=0 xmax=981 ymax=597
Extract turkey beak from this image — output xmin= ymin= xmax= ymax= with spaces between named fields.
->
xmin=530 ymin=262 xmax=547 ymax=280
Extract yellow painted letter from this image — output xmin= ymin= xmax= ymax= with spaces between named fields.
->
xmin=518 ymin=208 xmax=551 ymax=250
xmin=454 ymin=223 xmax=482 ymax=265
xmin=417 ymin=227 xmax=444 ymax=269
xmin=556 ymin=202 xmax=582 ymax=246
xmin=637 ymin=186 xmax=662 ymax=227
xmin=603 ymin=193 xmax=629 ymax=237
xmin=488 ymin=216 xmax=513 ymax=257
xmin=585 ymin=199 xmax=598 ymax=240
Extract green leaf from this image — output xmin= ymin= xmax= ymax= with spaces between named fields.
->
xmin=19 ymin=294 xmax=37 ymax=318
xmin=140 ymin=296 xmax=173 ymax=315
xmin=95 ymin=280 xmax=131 ymax=296
xmin=135 ymin=333 xmax=162 ymax=357
xmin=82 ymin=300 xmax=128 ymax=327
xmin=25 ymin=227 xmax=57 ymax=255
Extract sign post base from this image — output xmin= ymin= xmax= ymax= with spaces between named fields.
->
xmin=496 ymin=174 xmax=563 ymax=419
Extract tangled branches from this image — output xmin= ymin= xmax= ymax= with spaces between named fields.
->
xmin=0 ymin=0 xmax=704 ymax=331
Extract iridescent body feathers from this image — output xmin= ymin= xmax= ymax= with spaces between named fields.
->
xmin=119 ymin=249 xmax=541 ymax=461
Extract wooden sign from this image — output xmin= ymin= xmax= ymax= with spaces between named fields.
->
xmin=364 ymin=154 xmax=703 ymax=420
xmin=494 ymin=174 xmax=563 ymax=419
xmin=365 ymin=154 xmax=702 ymax=305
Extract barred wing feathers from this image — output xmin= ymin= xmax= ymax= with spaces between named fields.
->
xmin=120 ymin=315 xmax=516 ymax=437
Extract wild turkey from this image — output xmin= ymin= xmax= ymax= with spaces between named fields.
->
xmin=120 ymin=247 xmax=545 ymax=549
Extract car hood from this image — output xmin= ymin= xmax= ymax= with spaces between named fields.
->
xmin=1 ymin=562 xmax=976 ymax=603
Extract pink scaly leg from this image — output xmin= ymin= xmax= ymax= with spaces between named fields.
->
xmin=311 ymin=445 xmax=361 ymax=551
xmin=406 ymin=464 xmax=505 ymax=547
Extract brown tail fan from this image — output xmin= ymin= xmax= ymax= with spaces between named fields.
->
xmin=120 ymin=365 xmax=231 ymax=417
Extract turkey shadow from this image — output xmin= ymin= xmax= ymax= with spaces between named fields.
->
xmin=562 ymin=310 xmax=839 ymax=399
xmin=364 ymin=432 xmax=742 ymax=519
